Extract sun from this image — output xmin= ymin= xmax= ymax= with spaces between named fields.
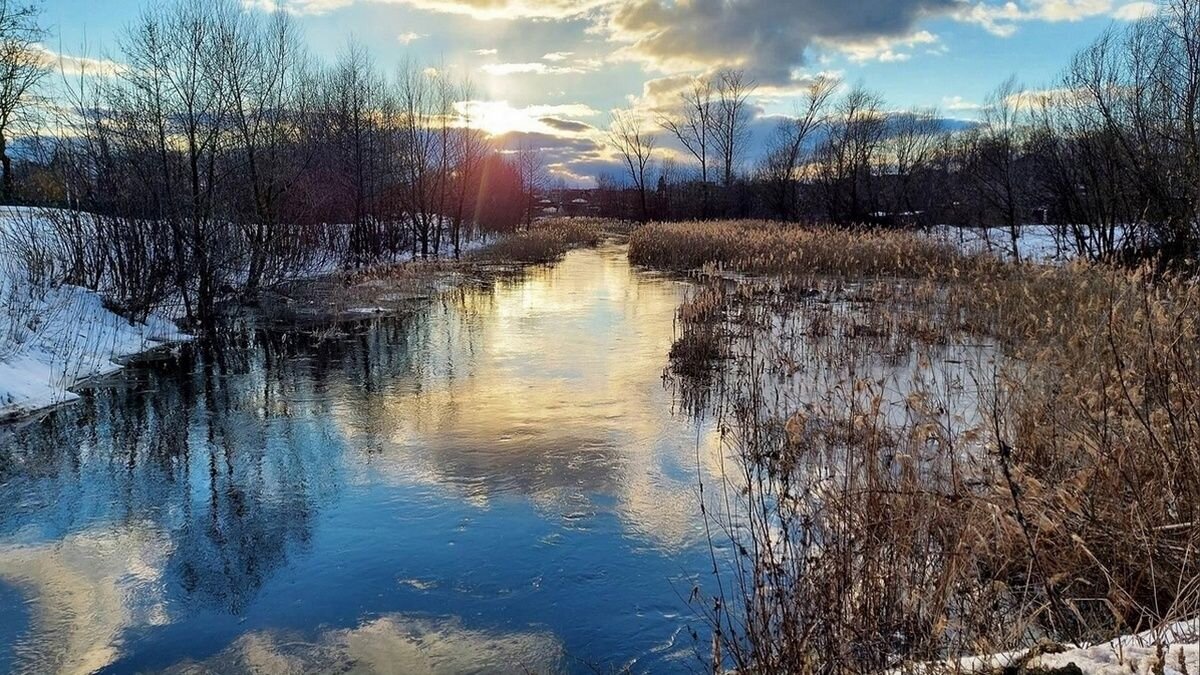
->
xmin=458 ymin=100 xmax=543 ymax=137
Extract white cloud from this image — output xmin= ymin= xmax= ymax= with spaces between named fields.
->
xmin=473 ymin=48 xmax=499 ymax=56
xmin=1111 ymin=1 xmax=1158 ymax=19
xmin=942 ymin=95 xmax=984 ymax=111
xmin=397 ymin=31 xmax=427 ymax=44
xmin=34 ymin=46 xmax=124 ymax=77
xmin=826 ymin=30 xmax=940 ymax=63
xmin=958 ymin=0 xmax=1157 ymax=36
xmin=250 ymin=0 xmax=613 ymax=19
xmin=456 ymin=99 xmax=601 ymax=135
xmin=481 ymin=61 xmax=590 ymax=75
xmin=542 ymin=51 xmax=574 ymax=62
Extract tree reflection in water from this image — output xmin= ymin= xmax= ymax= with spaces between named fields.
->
xmin=0 ymin=245 xmax=724 ymax=674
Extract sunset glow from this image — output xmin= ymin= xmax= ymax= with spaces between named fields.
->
xmin=37 ymin=0 xmax=1155 ymax=185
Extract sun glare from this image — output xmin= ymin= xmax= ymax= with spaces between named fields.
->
xmin=459 ymin=100 xmax=542 ymax=137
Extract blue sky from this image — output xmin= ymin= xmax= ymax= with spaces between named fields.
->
xmin=38 ymin=0 xmax=1159 ymax=184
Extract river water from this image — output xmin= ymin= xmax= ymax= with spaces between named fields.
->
xmin=0 ymin=243 xmax=727 ymax=674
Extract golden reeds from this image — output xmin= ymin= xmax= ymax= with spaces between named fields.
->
xmin=644 ymin=220 xmax=1200 ymax=672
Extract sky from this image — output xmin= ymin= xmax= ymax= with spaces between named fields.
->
xmin=37 ymin=0 xmax=1160 ymax=185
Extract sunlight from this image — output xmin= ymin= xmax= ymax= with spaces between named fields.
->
xmin=456 ymin=100 xmax=601 ymax=138
xmin=458 ymin=100 xmax=542 ymax=137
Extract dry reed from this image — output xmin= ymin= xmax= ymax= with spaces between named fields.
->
xmin=645 ymin=220 xmax=1200 ymax=673
xmin=471 ymin=218 xmax=607 ymax=264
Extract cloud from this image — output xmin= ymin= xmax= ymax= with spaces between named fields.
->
xmin=473 ymin=48 xmax=499 ymax=56
xmin=605 ymin=0 xmax=963 ymax=85
xmin=1111 ymin=1 xmax=1158 ymax=19
xmin=255 ymin=0 xmax=612 ymax=19
xmin=456 ymin=99 xmax=601 ymax=136
xmin=942 ymin=95 xmax=984 ymax=111
xmin=34 ymin=46 xmax=124 ymax=77
xmin=397 ymin=31 xmax=427 ymax=44
xmin=481 ymin=62 xmax=586 ymax=75
xmin=958 ymin=0 xmax=1157 ymax=36
xmin=632 ymin=71 xmax=839 ymax=113
xmin=826 ymin=30 xmax=940 ymax=63
xmin=542 ymin=51 xmax=574 ymax=62
xmin=539 ymin=116 xmax=595 ymax=132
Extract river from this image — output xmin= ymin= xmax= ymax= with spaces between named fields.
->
xmin=0 ymin=243 xmax=727 ymax=674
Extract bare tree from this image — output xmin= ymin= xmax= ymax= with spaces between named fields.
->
xmin=516 ymin=141 xmax=544 ymax=227
xmin=216 ymin=4 xmax=312 ymax=292
xmin=449 ymin=80 xmax=487 ymax=258
xmin=962 ymin=76 xmax=1030 ymax=261
xmin=659 ymin=77 xmax=715 ymax=216
xmin=817 ymin=85 xmax=887 ymax=224
xmin=760 ymin=74 xmax=839 ymax=221
xmin=609 ymin=109 xmax=657 ymax=222
xmin=0 ymin=0 xmax=44 ymax=203
xmin=714 ymin=69 xmax=756 ymax=188
xmin=888 ymin=107 xmax=944 ymax=221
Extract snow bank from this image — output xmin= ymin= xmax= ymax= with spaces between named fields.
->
xmin=0 ymin=207 xmax=190 ymax=420
xmin=934 ymin=225 xmax=1073 ymax=262
xmin=0 ymin=284 xmax=190 ymax=420
xmin=931 ymin=620 xmax=1199 ymax=674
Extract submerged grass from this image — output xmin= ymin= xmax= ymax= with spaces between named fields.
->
xmin=641 ymin=220 xmax=1200 ymax=673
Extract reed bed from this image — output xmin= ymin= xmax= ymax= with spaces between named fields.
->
xmin=471 ymin=217 xmax=607 ymax=264
xmin=646 ymin=220 xmax=1200 ymax=673
xmin=629 ymin=220 xmax=984 ymax=279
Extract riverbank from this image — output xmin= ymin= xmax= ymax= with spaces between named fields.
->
xmin=0 ymin=214 xmax=612 ymax=422
xmin=0 ymin=284 xmax=190 ymax=422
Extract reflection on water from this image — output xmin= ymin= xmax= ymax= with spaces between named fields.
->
xmin=0 ymin=244 xmax=724 ymax=674
xmin=160 ymin=615 xmax=566 ymax=674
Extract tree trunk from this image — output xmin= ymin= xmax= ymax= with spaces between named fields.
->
xmin=0 ymin=132 xmax=13 ymax=204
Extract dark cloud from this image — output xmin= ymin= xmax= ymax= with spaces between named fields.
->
xmin=538 ymin=117 xmax=596 ymax=133
xmin=610 ymin=0 xmax=966 ymax=84
xmin=491 ymin=131 xmax=602 ymax=153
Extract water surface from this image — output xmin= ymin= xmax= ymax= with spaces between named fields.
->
xmin=0 ymin=244 xmax=725 ymax=674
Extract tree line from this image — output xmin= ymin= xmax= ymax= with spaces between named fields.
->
xmin=3 ymin=0 xmax=546 ymax=331
xmin=3 ymin=0 xmax=1199 ymax=332
xmin=602 ymin=0 xmax=1200 ymax=265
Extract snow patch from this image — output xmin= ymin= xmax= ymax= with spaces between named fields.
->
xmin=0 ymin=284 xmax=190 ymax=419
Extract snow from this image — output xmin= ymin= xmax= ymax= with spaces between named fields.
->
xmin=923 ymin=620 xmax=1200 ymax=674
xmin=0 ymin=207 xmax=190 ymax=420
xmin=0 ymin=283 xmax=190 ymax=420
xmin=935 ymin=225 xmax=1072 ymax=262
xmin=933 ymin=224 xmax=1134 ymax=262
xmin=0 ymin=207 xmax=496 ymax=421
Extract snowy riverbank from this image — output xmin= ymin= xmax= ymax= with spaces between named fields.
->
xmin=936 ymin=620 xmax=1200 ymax=674
xmin=0 ymin=283 xmax=190 ymax=421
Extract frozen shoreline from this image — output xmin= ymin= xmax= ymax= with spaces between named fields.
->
xmin=920 ymin=620 xmax=1200 ymax=674
xmin=0 ymin=284 xmax=191 ymax=421
xmin=0 ymin=206 xmax=503 ymax=422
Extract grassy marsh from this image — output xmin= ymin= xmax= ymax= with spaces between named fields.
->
xmin=636 ymin=220 xmax=1200 ymax=672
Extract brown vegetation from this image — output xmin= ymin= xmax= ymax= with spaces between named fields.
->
xmin=644 ymin=220 xmax=1200 ymax=672
xmin=629 ymin=220 xmax=981 ymax=278
xmin=469 ymin=218 xmax=606 ymax=264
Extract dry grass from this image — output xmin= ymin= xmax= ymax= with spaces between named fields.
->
xmin=472 ymin=217 xmax=608 ymax=264
xmin=644 ymin=220 xmax=1200 ymax=672
xmin=629 ymin=220 xmax=984 ymax=279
